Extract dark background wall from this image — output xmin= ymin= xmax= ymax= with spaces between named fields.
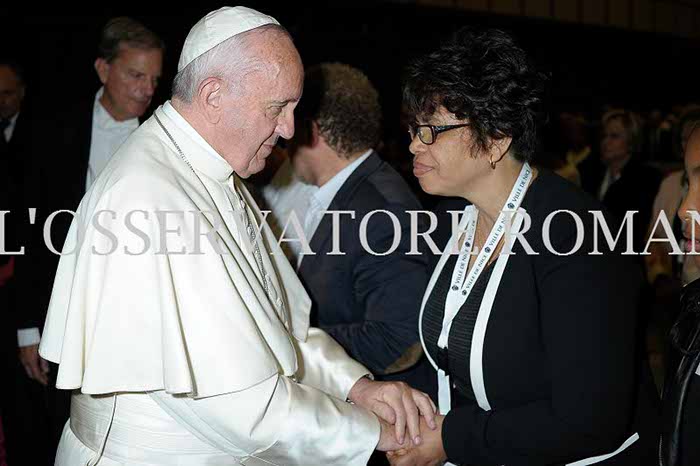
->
xmin=1 ymin=2 xmax=699 ymax=146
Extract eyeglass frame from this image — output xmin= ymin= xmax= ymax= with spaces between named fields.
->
xmin=408 ymin=123 xmax=470 ymax=145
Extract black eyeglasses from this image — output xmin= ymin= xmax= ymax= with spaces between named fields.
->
xmin=408 ymin=123 xmax=470 ymax=145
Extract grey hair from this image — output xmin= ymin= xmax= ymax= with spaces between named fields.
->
xmin=172 ymin=24 xmax=288 ymax=103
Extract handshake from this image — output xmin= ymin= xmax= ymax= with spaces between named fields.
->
xmin=347 ymin=377 xmax=448 ymax=466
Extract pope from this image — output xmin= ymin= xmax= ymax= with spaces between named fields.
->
xmin=39 ymin=6 xmax=435 ymax=466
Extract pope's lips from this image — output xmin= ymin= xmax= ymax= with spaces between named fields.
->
xmin=412 ymin=161 xmax=434 ymax=177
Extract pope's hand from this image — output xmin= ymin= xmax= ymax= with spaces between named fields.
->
xmin=19 ymin=344 xmax=49 ymax=386
xmin=348 ymin=377 xmax=437 ymax=446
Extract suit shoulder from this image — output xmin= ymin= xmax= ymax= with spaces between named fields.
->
xmin=353 ymin=161 xmax=422 ymax=212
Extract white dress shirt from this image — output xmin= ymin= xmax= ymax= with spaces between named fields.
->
xmin=2 ymin=112 xmax=18 ymax=142
xmin=86 ymin=87 xmax=139 ymax=191
xmin=261 ymin=159 xmax=318 ymax=263
xmin=598 ymin=169 xmax=621 ymax=200
xmin=299 ymin=150 xmax=372 ymax=268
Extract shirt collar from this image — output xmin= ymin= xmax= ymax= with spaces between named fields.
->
xmin=94 ymin=87 xmax=139 ymax=131
xmin=160 ymin=101 xmax=234 ymax=182
xmin=312 ymin=149 xmax=372 ymax=210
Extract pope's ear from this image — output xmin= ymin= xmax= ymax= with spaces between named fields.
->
xmin=197 ymin=78 xmax=224 ymax=124
xmin=94 ymin=58 xmax=110 ymax=85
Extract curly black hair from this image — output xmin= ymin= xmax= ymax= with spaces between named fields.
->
xmin=403 ymin=28 xmax=547 ymax=162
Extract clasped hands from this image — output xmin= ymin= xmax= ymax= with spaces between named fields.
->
xmin=347 ymin=377 xmax=448 ymax=465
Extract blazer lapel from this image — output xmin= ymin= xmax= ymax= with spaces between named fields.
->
xmin=299 ymin=152 xmax=383 ymax=276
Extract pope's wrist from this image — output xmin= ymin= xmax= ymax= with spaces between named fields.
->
xmin=347 ymin=375 xmax=372 ymax=403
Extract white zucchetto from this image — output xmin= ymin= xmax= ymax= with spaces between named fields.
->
xmin=177 ymin=6 xmax=280 ymax=72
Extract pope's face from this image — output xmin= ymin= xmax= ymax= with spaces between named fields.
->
xmin=218 ymin=33 xmax=304 ymax=179
xmin=95 ymin=44 xmax=163 ymax=121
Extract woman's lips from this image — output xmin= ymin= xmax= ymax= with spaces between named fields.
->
xmin=413 ymin=162 xmax=433 ymax=177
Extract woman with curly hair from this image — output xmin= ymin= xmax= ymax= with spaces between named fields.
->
xmin=388 ymin=28 xmax=658 ymax=466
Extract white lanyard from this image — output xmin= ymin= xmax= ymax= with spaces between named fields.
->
xmin=439 ymin=163 xmax=532 ymax=349
xmin=436 ymin=163 xmax=532 ymax=417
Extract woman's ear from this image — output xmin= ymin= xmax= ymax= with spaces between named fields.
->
xmin=490 ymin=136 xmax=513 ymax=161
xmin=484 ymin=136 xmax=514 ymax=168
xmin=491 ymin=137 xmax=513 ymax=161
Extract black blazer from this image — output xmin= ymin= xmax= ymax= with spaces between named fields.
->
xmin=598 ymin=160 xmax=661 ymax=253
xmin=298 ymin=152 xmax=430 ymax=376
xmin=423 ymin=172 xmax=659 ymax=465
xmin=13 ymin=97 xmax=94 ymax=331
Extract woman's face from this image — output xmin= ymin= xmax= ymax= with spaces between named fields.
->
xmin=600 ymin=118 xmax=630 ymax=165
xmin=409 ymin=106 xmax=490 ymax=198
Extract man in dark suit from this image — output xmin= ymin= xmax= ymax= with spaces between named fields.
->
xmin=11 ymin=18 xmax=163 ymax=464
xmin=0 ymin=57 xmax=36 ymax=466
xmin=281 ymin=63 xmax=435 ymax=404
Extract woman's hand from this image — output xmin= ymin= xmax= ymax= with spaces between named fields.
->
xmin=387 ymin=415 xmax=447 ymax=466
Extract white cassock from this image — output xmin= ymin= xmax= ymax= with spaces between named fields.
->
xmin=39 ymin=102 xmax=380 ymax=466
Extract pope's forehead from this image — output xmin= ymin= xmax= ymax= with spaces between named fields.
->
xmin=242 ymin=61 xmax=302 ymax=102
